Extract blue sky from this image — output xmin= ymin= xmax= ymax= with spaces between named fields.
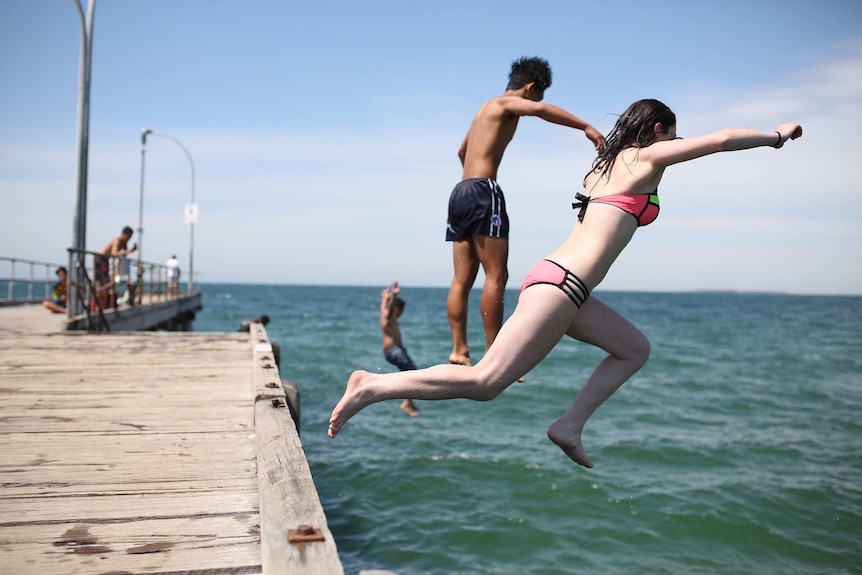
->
xmin=1 ymin=0 xmax=860 ymax=294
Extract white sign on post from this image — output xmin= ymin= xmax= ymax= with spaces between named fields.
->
xmin=184 ymin=203 xmax=198 ymax=224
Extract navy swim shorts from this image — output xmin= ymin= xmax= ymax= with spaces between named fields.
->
xmin=445 ymin=178 xmax=509 ymax=241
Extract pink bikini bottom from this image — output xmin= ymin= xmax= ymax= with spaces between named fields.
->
xmin=520 ymin=259 xmax=590 ymax=308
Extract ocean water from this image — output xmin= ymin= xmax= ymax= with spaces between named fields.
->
xmin=195 ymin=284 xmax=862 ymax=575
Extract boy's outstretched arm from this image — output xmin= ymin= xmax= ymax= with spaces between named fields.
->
xmin=502 ymin=99 xmax=606 ymax=152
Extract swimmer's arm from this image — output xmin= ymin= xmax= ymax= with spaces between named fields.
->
xmin=643 ymin=123 xmax=803 ymax=166
xmin=380 ymin=290 xmax=393 ymax=328
xmin=379 ymin=282 xmax=399 ymax=326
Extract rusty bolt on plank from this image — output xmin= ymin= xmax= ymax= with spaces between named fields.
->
xmin=288 ymin=524 xmax=325 ymax=544
xmin=265 ymin=382 xmax=279 ymax=389
xmin=262 ymin=363 xmax=275 ymax=369
xmin=271 ymin=398 xmax=285 ymax=408
xmin=259 ymin=354 xmax=272 ymax=361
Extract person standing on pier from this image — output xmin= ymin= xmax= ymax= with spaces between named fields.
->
xmin=95 ymin=226 xmax=137 ymax=309
xmin=445 ymin=56 xmax=606 ymax=368
xmin=380 ymin=281 xmax=420 ymax=417
xmin=166 ymin=254 xmax=181 ymax=296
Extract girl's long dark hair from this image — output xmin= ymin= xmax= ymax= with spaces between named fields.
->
xmin=589 ymin=99 xmax=676 ymax=180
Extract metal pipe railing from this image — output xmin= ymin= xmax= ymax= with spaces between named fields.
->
xmin=1 ymin=253 xmax=197 ymax=313
xmin=65 ymin=248 xmax=192 ymax=317
xmin=0 ymin=257 xmax=64 ymax=305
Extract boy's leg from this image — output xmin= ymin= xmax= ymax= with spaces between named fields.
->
xmin=447 ymin=239 xmax=479 ymax=365
xmin=473 ymin=235 xmax=509 ymax=352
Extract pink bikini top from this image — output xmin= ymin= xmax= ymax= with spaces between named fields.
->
xmin=572 ymin=191 xmax=660 ymax=227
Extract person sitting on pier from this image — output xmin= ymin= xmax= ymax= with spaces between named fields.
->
xmin=42 ymin=266 xmax=67 ymax=314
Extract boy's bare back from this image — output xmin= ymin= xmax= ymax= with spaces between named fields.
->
xmin=460 ymin=96 xmax=523 ymax=181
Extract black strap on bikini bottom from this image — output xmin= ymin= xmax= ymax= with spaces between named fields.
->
xmin=543 ymin=259 xmax=590 ymax=308
xmin=561 ymin=268 xmax=590 ymax=308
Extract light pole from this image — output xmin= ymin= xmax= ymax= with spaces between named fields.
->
xmin=138 ymin=129 xmax=150 ymax=275
xmin=138 ymin=130 xmax=196 ymax=292
xmin=70 ymin=0 xmax=96 ymax=316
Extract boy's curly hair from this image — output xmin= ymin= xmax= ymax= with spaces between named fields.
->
xmin=507 ymin=56 xmax=552 ymax=91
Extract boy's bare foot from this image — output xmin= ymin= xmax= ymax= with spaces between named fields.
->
xmin=401 ymin=399 xmax=420 ymax=417
xmin=449 ymin=351 xmax=472 ymax=366
xmin=547 ymin=420 xmax=593 ymax=469
xmin=328 ymin=370 xmax=372 ymax=438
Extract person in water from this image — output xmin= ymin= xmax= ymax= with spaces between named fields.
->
xmin=329 ymin=99 xmax=803 ymax=468
xmin=379 ymin=281 xmax=421 ymax=418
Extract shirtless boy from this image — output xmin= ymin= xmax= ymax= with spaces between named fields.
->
xmin=95 ymin=226 xmax=137 ymax=309
xmin=101 ymin=227 xmax=137 ymax=259
xmin=445 ymin=56 xmax=606 ymax=366
xmin=381 ymin=281 xmax=420 ymax=417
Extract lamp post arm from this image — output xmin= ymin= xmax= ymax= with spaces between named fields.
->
xmin=145 ymin=131 xmax=197 ymax=291
xmin=148 ymin=131 xmax=195 ymax=204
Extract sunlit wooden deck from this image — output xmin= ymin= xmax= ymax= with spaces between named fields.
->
xmin=0 ymin=304 xmax=343 ymax=574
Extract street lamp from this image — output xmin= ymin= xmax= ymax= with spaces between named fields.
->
xmin=138 ymin=129 xmax=150 ymax=274
xmin=138 ymin=129 xmax=197 ymax=292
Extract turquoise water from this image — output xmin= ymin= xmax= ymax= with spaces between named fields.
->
xmin=195 ymin=285 xmax=862 ymax=575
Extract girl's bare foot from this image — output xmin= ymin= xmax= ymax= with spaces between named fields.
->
xmin=448 ymin=351 xmax=472 ymax=366
xmin=547 ymin=420 xmax=594 ymax=469
xmin=328 ymin=370 xmax=372 ymax=438
xmin=401 ymin=399 xmax=420 ymax=417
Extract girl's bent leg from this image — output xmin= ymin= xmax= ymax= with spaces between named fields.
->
xmin=329 ymin=366 xmax=473 ymax=437
xmin=547 ymin=297 xmax=650 ymax=468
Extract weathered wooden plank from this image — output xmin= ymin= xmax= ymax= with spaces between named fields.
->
xmin=0 ymin=420 xmax=255 ymax=434
xmin=249 ymin=321 xmax=343 ymax=573
xmin=1 ymin=476 xmax=258 ymax=498
xmin=0 ymin=393 xmax=252 ymax=410
xmin=0 ymin=489 xmax=258 ymax=525
xmin=249 ymin=323 xmax=286 ymax=404
xmin=255 ymin=400 xmax=343 ymax=575
xmin=0 ymin=515 xmax=261 ymax=574
xmin=0 ymin=438 xmax=257 ymax=469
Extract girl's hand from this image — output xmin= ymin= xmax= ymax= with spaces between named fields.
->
xmin=775 ymin=123 xmax=803 ymax=148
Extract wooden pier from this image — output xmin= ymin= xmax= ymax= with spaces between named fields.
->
xmin=0 ymin=304 xmax=344 ymax=574
xmin=65 ymin=291 xmax=204 ymax=332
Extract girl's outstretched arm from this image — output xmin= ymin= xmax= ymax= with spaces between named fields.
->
xmin=642 ymin=122 xmax=803 ymax=167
